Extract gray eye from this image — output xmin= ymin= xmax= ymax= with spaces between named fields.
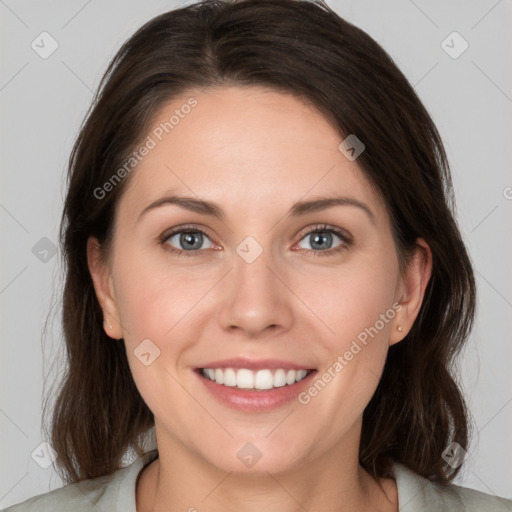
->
xmin=297 ymin=231 xmax=343 ymax=251
xmin=166 ymin=231 xmax=212 ymax=251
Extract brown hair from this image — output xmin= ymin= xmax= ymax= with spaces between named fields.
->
xmin=44 ymin=0 xmax=476 ymax=486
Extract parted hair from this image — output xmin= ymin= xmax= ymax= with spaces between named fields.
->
xmin=44 ymin=0 xmax=476 ymax=485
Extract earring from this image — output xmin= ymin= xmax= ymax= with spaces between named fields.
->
xmin=397 ymin=325 xmax=403 ymax=332
xmin=106 ymin=318 xmax=113 ymax=330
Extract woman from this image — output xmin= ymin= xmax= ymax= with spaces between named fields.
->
xmin=4 ymin=0 xmax=511 ymax=510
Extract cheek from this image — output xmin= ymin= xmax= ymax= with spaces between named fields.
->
xmin=112 ymin=242 xmax=210 ymax=340
xmin=294 ymin=258 xmax=399 ymax=427
xmin=113 ymin=236 xmax=399 ymax=364
xmin=296 ymin=256 xmax=397 ymax=399
xmin=113 ymin=263 xmax=204 ymax=418
xmin=308 ymin=254 xmax=399 ymax=350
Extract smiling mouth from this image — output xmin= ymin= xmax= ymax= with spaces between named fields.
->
xmin=196 ymin=367 xmax=315 ymax=391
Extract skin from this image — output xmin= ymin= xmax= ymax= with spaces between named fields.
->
xmin=87 ymin=85 xmax=432 ymax=512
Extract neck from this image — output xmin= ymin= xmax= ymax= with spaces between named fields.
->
xmin=136 ymin=427 xmax=397 ymax=512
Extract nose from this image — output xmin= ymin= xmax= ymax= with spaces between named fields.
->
xmin=217 ymin=249 xmax=294 ymax=338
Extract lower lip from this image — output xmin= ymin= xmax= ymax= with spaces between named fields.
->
xmin=196 ymin=370 xmax=317 ymax=412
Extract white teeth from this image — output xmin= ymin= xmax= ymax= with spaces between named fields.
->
xmin=254 ymin=369 xmax=273 ymax=390
xmin=214 ymin=368 xmax=224 ymax=385
xmin=273 ymin=369 xmax=287 ymax=387
xmin=236 ymin=369 xmax=254 ymax=389
xmin=201 ymin=367 xmax=311 ymax=390
xmin=296 ymin=369 xmax=308 ymax=382
xmin=224 ymin=368 xmax=237 ymax=387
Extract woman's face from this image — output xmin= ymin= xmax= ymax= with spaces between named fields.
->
xmin=89 ymin=85 xmax=429 ymax=475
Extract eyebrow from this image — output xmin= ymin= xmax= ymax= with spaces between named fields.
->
xmin=137 ymin=193 xmax=375 ymax=224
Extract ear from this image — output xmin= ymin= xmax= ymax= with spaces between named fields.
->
xmin=86 ymin=236 xmax=123 ymax=340
xmin=389 ymin=238 xmax=432 ymax=345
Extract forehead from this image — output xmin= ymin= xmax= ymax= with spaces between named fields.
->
xmin=118 ymin=85 xmax=386 ymax=223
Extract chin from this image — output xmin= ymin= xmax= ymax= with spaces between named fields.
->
xmin=198 ymin=435 xmax=310 ymax=476
xmin=212 ymin=453 xmax=299 ymax=476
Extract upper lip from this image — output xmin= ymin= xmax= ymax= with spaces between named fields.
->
xmin=196 ymin=358 xmax=315 ymax=371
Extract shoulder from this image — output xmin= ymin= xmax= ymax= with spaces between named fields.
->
xmin=392 ymin=462 xmax=512 ymax=512
xmin=1 ymin=472 xmax=119 ymax=512
xmin=1 ymin=450 xmax=159 ymax=512
xmin=454 ymin=484 xmax=512 ymax=511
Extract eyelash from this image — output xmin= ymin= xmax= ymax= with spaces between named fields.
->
xmin=158 ymin=223 xmax=352 ymax=258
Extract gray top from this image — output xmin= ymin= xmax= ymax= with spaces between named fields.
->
xmin=2 ymin=450 xmax=511 ymax=511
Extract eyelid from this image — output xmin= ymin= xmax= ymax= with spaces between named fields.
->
xmin=159 ymin=223 xmax=216 ymax=243
xmin=295 ymin=223 xmax=353 ymax=244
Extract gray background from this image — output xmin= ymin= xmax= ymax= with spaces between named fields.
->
xmin=1 ymin=0 xmax=511 ymax=508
